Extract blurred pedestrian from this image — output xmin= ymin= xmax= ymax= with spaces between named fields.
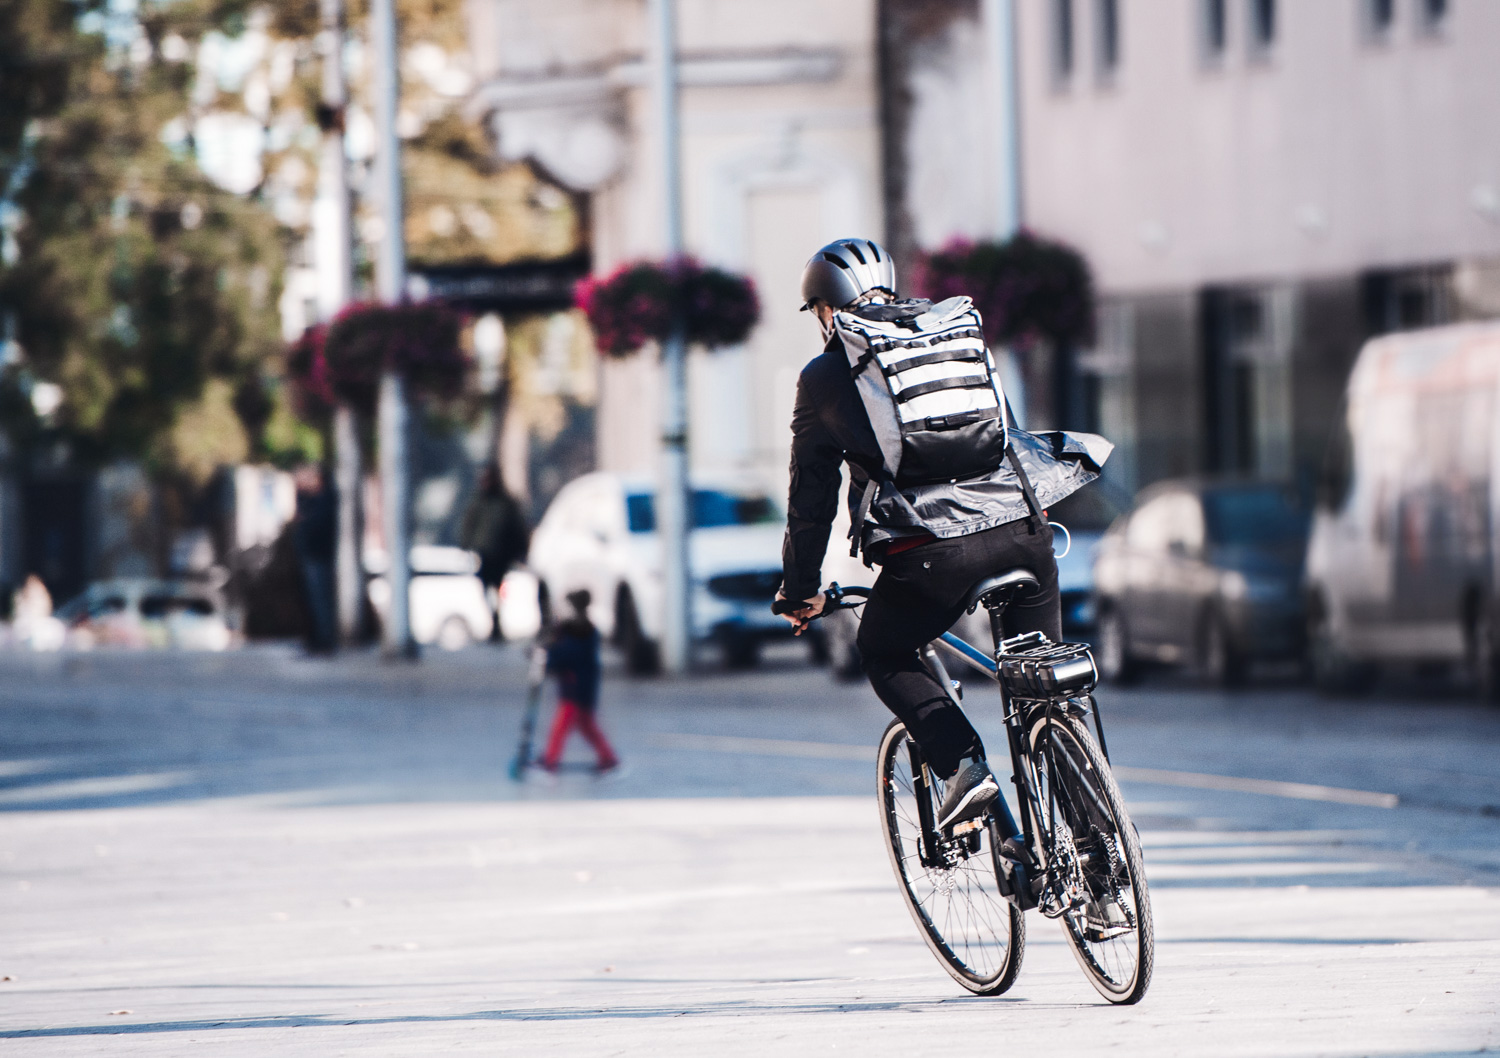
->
xmin=459 ymin=464 xmax=530 ymax=640
xmin=540 ymin=589 xmax=618 ymax=774
xmin=292 ymin=464 xmax=337 ymax=654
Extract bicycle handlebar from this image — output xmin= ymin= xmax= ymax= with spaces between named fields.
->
xmin=770 ymin=582 xmax=871 ymax=620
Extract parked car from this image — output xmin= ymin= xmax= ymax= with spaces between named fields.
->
xmin=54 ymin=579 xmax=233 ymax=651
xmin=528 ymin=472 xmax=793 ymax=671
xmin=366 ymin=545 xmax=494 ymax=651
xmin=1047 ymin=477 xmax=1132 ymax=634
xmin=1092 ymin=479 xmax=1308 ymax=685
xmin=1305 ymin=321 xmax=1500 ymax=697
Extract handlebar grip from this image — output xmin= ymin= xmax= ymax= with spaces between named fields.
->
xmin=770 ymin=597 xmax=805 ymax=616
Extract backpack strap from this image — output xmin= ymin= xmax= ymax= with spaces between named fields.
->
xmin=1001 ymin=395 xmax=1044 ymax=533
xmin=848 ymin=474 xmax=881 ymax=558
xmin=1005 ymin=443 xmax=1044 ymax=535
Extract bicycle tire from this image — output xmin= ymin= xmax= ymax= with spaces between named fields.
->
xmin=1023 ymin=711 xmax=1153 ymax=1004
xmin=877 ymin=719 xmax=1025 ymax=995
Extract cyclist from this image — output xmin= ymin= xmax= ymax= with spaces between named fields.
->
xmin=776 ymin=238 xmax=1106 ymax=833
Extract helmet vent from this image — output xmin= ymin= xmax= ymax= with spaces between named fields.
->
xmin=846 ymin=243 xmax=867 ymax=264
xmin=822 ymin=253 xmax=852 ymax=270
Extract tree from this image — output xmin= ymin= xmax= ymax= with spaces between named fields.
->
xmin=0 ymin=0 xmax=286 ymax=483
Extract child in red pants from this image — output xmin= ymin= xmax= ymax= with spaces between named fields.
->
xmin=541 ymin=589 xmax=619 ymax=773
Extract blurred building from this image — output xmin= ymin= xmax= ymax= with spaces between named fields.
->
xmin=466 ymin=0 xmax=885 ymax=492
xmin=1001 ymin=0 xmax=1500 ymax=491
xmin=465 ymin=0 xmax=1500 ymax=500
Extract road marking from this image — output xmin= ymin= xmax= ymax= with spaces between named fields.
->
xmin=651 ymin=733 xmax=870 ymax=761
xmin=0 ymin=759 xmax=62 ymax=778
xmin=1112 ymin=766 xmax=1399 ymax=809
xmin=652 ymin=733 xmax=1400 ymax=809
xmin=0 ymin=770 xmax=196 ymax=805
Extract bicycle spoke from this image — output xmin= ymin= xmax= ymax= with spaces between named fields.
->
xmin=878 ymin=723 xmax=1022 ymax=993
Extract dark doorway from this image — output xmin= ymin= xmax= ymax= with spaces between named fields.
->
xmin=1200 ymin=287 xmax=1265 ymax=475
xmin=23 ymin=478 xmax=91 ymax=605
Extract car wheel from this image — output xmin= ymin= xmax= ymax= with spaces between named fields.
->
xmin=825 ymin=608 xmax=864 ymax=681
xmin=436 ymin=615 xmax=472 ymax=652
xmin=537 ymin=581 xmax=554 ymax=630
xmin=1095 ymin=605 xmax=1139 ymax=685
xmin=804 ymin=624 xmax=830 ymax=666
xmin=1468 ymin=599 xmax=1500 ymax=704
xmin=1307 ymin=592 xmax=1374 ymax=695
xmin=1199 ymin=608 xmax=1247 ymax=688
xmin=615 ymin=586 xmax=660 ymax=676
xmin=718 ymin=628 xmax=761 ymax=670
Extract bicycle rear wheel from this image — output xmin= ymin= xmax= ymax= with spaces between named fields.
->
xmin=1025 ymin=711 xmax=1153 ymax=1004
xmin=877 ymin=719 xmax=1024 ymax=995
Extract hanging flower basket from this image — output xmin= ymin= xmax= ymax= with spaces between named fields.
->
xmin=284 ymin=322 xmax=334 ymax=420
xmin=912 ymin=233 xmax=1095 ymax=350
xmin=287 ymin=302 xmax=469 ymax=419
xmin=575 ymin=257 xmax=760 ymax=357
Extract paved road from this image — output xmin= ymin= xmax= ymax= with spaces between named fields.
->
xmin=1 ymin=644 xmax=1498 ymax=1055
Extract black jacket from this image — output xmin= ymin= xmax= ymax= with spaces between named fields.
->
xmin=781 ymin=338 xmax=1112 ymax=601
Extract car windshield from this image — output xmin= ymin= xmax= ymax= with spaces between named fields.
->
xmin=140 ymin=596 xmax=214 ymax=619
xmin=626 ymin=490 xmax=782 ymax=533
xmin=1202 ymin=487 xmax=1307 ymax=547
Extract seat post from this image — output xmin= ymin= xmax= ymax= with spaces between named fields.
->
xmin=986 ymin=598 xmax=1008 ymax=655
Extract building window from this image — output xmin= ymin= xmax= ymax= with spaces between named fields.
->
xmin=1052 ymin=0 xmax=1075 ymax=82
xmin=1249 ymin=0 xmax=1276 ymax=54
xmin=1420 ymin=0 xmax=1449 ymax=32
xmin=1095 ymin=0 xmax=1121 ymax=76
xmin=1363 ymin=0 xmax=1395 ymax=39
xmin=1200 ymin=0 xmax=1228 ymax=60
xmin=1362 ymin=267 xmax=1455 ymax=335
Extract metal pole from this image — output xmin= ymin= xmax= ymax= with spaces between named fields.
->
xmin=315 ymin=0 xmax=363 ymax=648
xmin=984 ymin=0 xmax=1022 ymax=239
xmin=650 ymin=0 xmax=690 ymax=674
xmin=371 ymin=0 xmax=414 ymax=657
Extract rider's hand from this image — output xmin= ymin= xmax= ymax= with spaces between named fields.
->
xmin=775 ymin=590 xmax=826 ymax=636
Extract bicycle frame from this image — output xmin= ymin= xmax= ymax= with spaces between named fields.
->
xmin=814 ymin=582 xmax=1111 ymax=908
xmin=928 ymin=617 xmax=1113 ymax=913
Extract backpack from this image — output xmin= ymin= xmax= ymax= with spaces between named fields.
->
xmin=834 ymin=297 xmax=1007 ymax=487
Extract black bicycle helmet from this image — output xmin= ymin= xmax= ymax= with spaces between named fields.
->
xmin=800 ymin=238 xmax=896 ymax=311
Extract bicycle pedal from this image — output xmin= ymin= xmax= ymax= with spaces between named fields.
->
xmin=949 ymin=818 xmax=984 ymax=837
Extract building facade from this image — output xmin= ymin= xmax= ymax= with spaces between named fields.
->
xmin=1005 ymin=0 xmax=1500 ymax=491
xmin=465 ymin=0 xmax=1500 ymax=501
xmin=465 ymin=0 xmax=885 ymax=493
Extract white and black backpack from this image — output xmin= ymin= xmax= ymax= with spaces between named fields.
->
xmin=836 ymin=296 xmax=1007 ymax=485
xmin=834 ymin=296 xmax=1045 ymax=556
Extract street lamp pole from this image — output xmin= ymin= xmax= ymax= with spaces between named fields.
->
xmin=371 ymin=0 xmax=414 ymax=657
xmin=315 ymin=0 xmax=362 ymax=648
xmin=649 ymin=0 xmax=690 ymax=675
xmin=984 ymin=0 xmax=1022 ymax=240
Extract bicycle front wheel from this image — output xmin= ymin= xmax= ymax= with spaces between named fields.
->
xmin=877 ymin=719 xmax=1024 ymax=995
xmin=1025 ymin=711 xmax=1154 ymax=1004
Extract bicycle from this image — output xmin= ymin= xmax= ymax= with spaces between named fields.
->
xmin=790 ymin=571 xmax=1154 ymax=1003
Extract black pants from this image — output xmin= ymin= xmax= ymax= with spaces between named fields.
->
xmin=856 ymin=519 xmax=1061 ymax=779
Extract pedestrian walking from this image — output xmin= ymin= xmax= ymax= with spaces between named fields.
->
xmin=292 ymin=464 xmax=337 ymax=654
xmin=540 ymin=589 xmax=619 ymax=774
xmin=459 ymin=464 xmax=530 ymax=640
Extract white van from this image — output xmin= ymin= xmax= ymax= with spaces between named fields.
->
xmin=1305 ymin=321 xmax=1500 ymax=697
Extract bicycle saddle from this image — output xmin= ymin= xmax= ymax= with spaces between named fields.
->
xmin=961 ymin=568 xmax=1040 ymax=613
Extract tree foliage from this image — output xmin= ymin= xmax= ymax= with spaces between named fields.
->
xmin=0 ymin=0 xmax=284 ymax=479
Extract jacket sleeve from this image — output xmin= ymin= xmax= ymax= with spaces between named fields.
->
xmin=781 ymin=363 xmax=844 ymax=602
